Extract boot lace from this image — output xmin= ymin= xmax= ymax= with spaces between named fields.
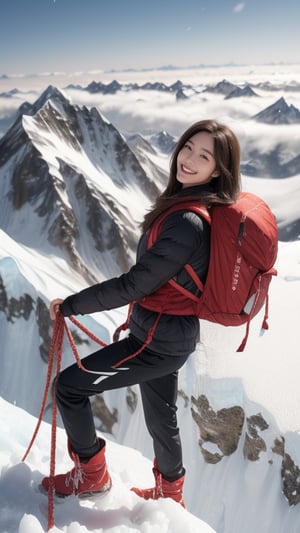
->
xmin=65 ymin=455 xmax=85 ymax=491
xmin=155 ymin=471 xmax=164 ymax=498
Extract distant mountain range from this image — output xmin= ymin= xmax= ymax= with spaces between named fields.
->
xmin=71 ymin=79 xmax=300 ymax=118
xmin=2 ymin=78 xmax=300 ymax=126
xmin=0 ymin=85 xmax=299 ymax=245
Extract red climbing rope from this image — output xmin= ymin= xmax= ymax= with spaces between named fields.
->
xmin=22 ymin=308 xmax=161 ymax=530
xmin=21 ymin=314 xmax=64 ymax=463
xmin=21 ymin=312 xmax=109 ymax=531
xmin=22 ymin=313 xmax=65 ymax=530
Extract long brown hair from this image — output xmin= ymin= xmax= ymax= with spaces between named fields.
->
xmin=141 ymin=119 xmax=241 ymax=231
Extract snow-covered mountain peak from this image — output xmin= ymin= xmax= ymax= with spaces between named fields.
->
xmin=225 ymin=84 xmax=258 ymax=99
xmin=253 ymin=96 xmax=300 ymax=124
xmin=149 ymin=130 xmax=176 ymax=154
xmin=18 ymin=84 xmax=70 ymax=119
xmin=204 ymin=79 xmax=238 ymax=95
xmin=0 ymin=86 xmax=162 ymax=283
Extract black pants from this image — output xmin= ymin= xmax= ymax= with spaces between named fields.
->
xmin=56 ymin=334 xmax=189 ymax=480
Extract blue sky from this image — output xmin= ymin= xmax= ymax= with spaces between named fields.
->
xmin=1 ymin=0 xmax=299 ymax=76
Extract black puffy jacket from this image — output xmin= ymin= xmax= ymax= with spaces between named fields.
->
xmin=60 ymin=192 xmax=211 ymax=356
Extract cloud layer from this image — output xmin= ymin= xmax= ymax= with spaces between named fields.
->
xmin=1 ymin=65 xmax=300 ymax=162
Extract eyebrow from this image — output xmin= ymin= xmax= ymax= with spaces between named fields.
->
xmin=187 ymin=139 xmax=214 ymax=157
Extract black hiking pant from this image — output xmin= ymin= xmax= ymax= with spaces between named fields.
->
xmin=56 ymin=334 xmax=190 ymax=481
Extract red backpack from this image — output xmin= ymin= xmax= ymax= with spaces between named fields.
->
xmin=137 ymin=192 xmax=278 ymax=352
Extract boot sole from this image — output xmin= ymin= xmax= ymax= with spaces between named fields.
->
xmin=78 ymin=479 xmax=112 ymax=499
xmin=38 ymin=478 xmax=112 ymax=499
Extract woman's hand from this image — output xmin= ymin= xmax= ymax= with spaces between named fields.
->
xmin=50 ymin=298 xmax=64 ymax=320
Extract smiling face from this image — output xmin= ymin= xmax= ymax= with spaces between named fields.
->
xmin=176 ymin=131 xmax=219 ymax=188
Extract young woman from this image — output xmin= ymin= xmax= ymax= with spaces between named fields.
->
xmin=42 ymin=119 xmax=241 ymax=506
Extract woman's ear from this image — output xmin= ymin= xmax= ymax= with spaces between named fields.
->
xmin=211 ymin=170 xmax=220 ymax=178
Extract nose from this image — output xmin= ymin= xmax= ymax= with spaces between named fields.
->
xmin=183 ymin=152 xmax=195 ymax=167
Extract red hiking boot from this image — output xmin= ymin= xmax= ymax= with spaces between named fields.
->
xmin=41 ymin=439 xmax=112 ymax=497
xmin=131 ymin=460 xmax=185 ymax=507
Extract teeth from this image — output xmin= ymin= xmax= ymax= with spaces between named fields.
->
xmin=182 ymin=165 xmax=195 ymax=174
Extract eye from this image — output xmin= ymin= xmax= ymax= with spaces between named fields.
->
xmin=183 ymin=143 xmax=192 ymax=150
xmin=200 ymin=153 xmax=209 ymax=160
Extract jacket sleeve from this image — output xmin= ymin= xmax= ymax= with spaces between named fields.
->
xmin=60 ymin=211 xmax=205 ymax=316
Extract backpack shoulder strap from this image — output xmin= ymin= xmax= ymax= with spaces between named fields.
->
xmin=148 ymin=201 xmax=211 ymax=248
xmin=147 ymin=201 xmax=211 ymax=296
